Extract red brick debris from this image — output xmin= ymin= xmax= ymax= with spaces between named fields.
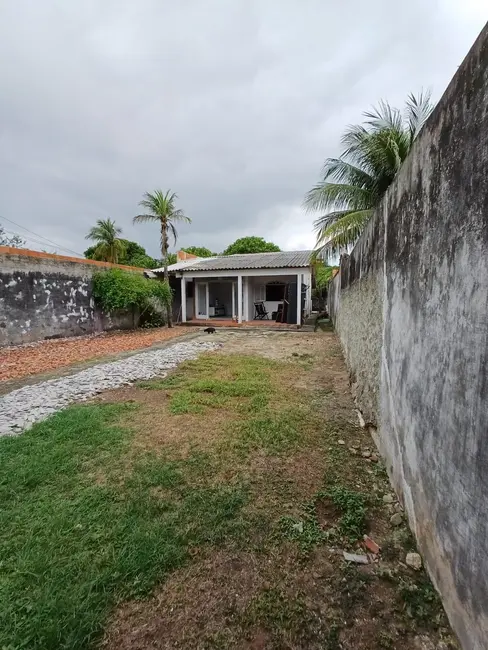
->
xmin=0 ymin=328 xmax=189 ymax=382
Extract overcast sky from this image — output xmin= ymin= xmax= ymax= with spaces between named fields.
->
xmin=0 ymin=1 xmax=486 ymax=258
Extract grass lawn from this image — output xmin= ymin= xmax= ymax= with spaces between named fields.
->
xmin=0 ymin=333 xmax=458 ymax=650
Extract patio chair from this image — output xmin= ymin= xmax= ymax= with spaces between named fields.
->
xmin=254 ymin=301 xmax=269 ymax=320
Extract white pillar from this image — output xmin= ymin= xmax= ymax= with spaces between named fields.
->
xmin=243 ymin=277 xmax=249 ymax=322
xmin=296 ymin=274 xmax=302 ymax=326
xmin=181 ymin=276 xmax=187 ymax=323
xmin=232 ymin=281 xmax=236 ymax=320
xmin=305 ymin=271 xmax=312 ymax=315
xmin=237 ymin=275 xmax=243 ymax=323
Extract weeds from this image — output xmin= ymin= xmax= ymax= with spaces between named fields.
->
xmin=320 ymin=485 xmax=367 ymax=541
xmin=277 ymin=513 xmax=326 ymax=551
xmin=243 ymin=588 xmax=324 ymax=644
xmin=399 ymin=578 xmax=443 ymax=624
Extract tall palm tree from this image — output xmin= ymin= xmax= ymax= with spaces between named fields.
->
xmin=305 ymin=92 xmax=433 ymax=256
xmin=85 ymin=218 xmax=125 ymax=263
xmin=133 ymin=190 xmax=191 ymax=327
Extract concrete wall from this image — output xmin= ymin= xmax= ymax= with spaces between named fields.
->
xmin=328 ymin=24 xmax=488 ymax=650
xmin=0 ymin=249 xmax=142 ymax=346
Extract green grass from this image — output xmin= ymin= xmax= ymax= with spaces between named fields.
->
xmin=163 ymin=355 xmax=274 ymax=416
xmin=0 ymin=404 xmax=247 ymax=650
xmin=231 ymin=409 xmax=303 ymax=454
xmin=169 ymin=389 xmax=204 ymax=414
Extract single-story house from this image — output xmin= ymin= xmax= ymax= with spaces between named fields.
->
xmin=154 ymin=250 xmax=313 ymax=324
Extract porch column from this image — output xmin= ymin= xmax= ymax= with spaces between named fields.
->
xmin=181 ymin=276 xmax=187 ymax=323
xmin=232 ymin=281 xmax=236 ymax=319
xmin=296 ymin=274 xmax=302 ymax=326
xmin=237 ymin=275 xmax=243 ymax=323
xmin=243 ymin=277 xmax=249 ymax=321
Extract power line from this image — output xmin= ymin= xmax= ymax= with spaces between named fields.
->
xmin=0 ymin=215 xmax=85 ymax=258
xmin=4 ymin=230 xmax=60 ymax=252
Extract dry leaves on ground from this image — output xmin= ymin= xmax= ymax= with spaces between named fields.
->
xmin=0 ymin=327 xmax=189 ymax=382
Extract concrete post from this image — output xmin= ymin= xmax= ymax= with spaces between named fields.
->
xmin=296 ymin=274 xmax=301 ymax=325
xmin=237 ymin=275 xmax=243 ymax=323
xmin=181 ymin=276 xmax=187 ymax=323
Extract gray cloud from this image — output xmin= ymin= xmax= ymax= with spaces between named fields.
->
xmin=0 ymin=0 xmax=486 ymax=257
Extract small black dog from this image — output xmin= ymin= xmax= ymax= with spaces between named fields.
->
xmin=203 ymin=326 xmax=216 ymax=334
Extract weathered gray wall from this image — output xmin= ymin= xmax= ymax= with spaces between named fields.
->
xmin=0 ymin=251 xmax=138 ymax=346
xmin=328 ymin=23 xmax=488 ymax=650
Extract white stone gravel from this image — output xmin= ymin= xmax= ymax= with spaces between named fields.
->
xmin=0 ymin=340 xmax=221 ymax=437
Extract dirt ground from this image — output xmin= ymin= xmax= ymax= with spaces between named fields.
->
xmin=0 ymin=327 xmax=189 ymax=382
xmin=98 ymin=330 xmax=458 ymax=650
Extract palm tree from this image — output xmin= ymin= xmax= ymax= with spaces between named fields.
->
xmin=305 ymin=92 xmax=433 ymax=256
xmin=85 ymin=218 xmax=125 ymax=263
xmin=133 ymin=190 xmax=191 ymax=327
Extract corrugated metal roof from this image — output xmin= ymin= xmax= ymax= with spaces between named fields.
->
xmin=162 ymin=250 xmax=313 ymax=273
xmin=153 ymin=257 xmax=217 ymax=273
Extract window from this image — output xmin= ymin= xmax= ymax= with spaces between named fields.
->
xmin=265 ymin=282 xmax=285 ymax=301
xmin=254 ymin=284 xmax=265 ymax=302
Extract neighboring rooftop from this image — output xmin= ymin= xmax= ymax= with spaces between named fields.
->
xmin=155 ymin=250 xmax=313 ymax=274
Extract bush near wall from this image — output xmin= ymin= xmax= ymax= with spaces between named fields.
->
xmin=93 ymin=269 xmax=172 ymax=327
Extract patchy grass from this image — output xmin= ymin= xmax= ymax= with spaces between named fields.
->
xmin=0 ymin=333 xmax=459 ymax=650
xmin=321 ymin=485 xmax=368 ymax=541
xmin=0 ymin=404 xmax=247 ymax=650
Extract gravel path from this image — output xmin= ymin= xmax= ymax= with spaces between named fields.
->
xmin=0 ymin=340 xmax=220 ymax=437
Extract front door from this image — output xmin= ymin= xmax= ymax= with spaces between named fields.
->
xmin=196 ymin=282 xmax=209 ymax=319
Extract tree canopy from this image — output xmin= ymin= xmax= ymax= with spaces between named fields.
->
xmin=181 ymin=246 xmax=215 ymax=258
xmin=0 ymin=224 xmax=25 ymax=248
xmin=84 ymin=239 xmax=161 ymax=269
xmin=305 ymin=92 xmax=433 ymax=254
xmin=85 ymin=218 xmax=125 ymax=264
xmin=223 ymin=236 xmax=281 ymax=256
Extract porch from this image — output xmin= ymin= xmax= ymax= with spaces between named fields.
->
xmin=178 ymin=271 xmax=312 ymax=325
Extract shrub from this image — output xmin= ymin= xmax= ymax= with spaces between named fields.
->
xmin=92 ymin=269 xmax=172 ymax=325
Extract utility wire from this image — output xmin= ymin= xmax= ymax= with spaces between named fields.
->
xmin=3 ymin=230 xmax=61 ymax=252
xmin=0 ymin=215 xmax=85 ymax=258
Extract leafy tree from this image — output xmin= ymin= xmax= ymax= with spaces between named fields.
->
xmin=121 ymin=240 xmax=146 ymax=261
xmin=127 ymin=254 xmax=160 ymax=269
xmin=133 ymin=190 xmax=191 ymax=327
xmin=0 ymin=224 xmax=25 ymax=248
xmin=313 ymin=263 xmax=338 ymax=311
xmin=163 ymin=252 xmax=177 ymax=266
xmin=85 ymin=218 xmax=125 ymax=263
xmin=315 ymin=264 xmax=337 ymax=290
xmin=223 ymin=236 xmax=281 ymax=256
xmin=181 ymin=246 xmax=214 ymax=258
xmin=83 ymin=244 xmax=101 ymax=260
xmin=305 ymin=92 xmax=433 ymax=254
xmin=85 ymin=239 xmax=161 ymax=269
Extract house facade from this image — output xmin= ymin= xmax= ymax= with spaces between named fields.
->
xmin=156 ymin=250 xmax=313 ymax=325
